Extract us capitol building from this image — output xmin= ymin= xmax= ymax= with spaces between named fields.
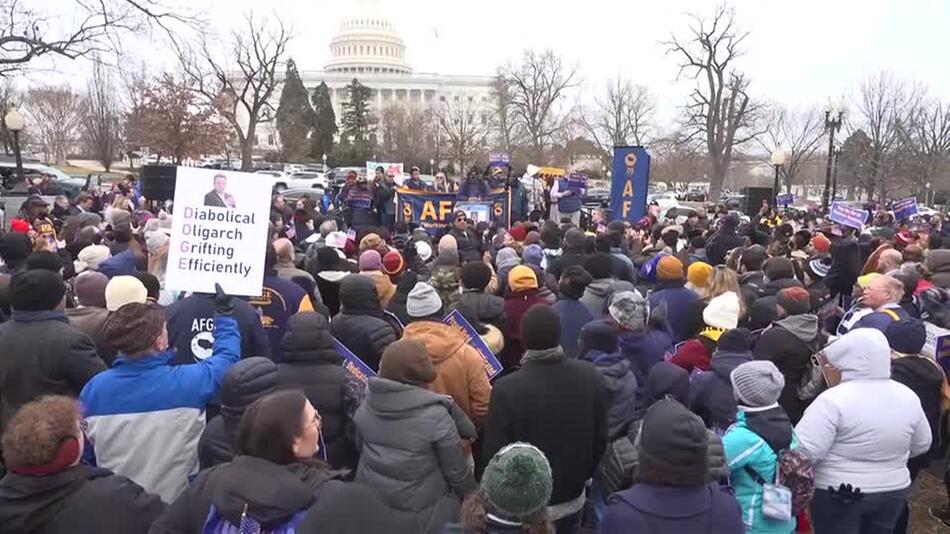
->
xmin=251 ymin=0 xmax=495 ymax=151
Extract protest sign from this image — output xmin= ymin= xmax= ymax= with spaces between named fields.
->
xmin=443 ymin=309 xmax=503 ymax=379
xmin=537 ymin=167 xmax=566 ymax=178
xmin=335 ymin=338 xmax=376 ymax=386
xmin=922 ymin=321 xmax=950 ymax=360
xmin=776 ymin=193 xmax=796 ymax=207
xmin=565 ymin=172 xmax=588 ymax=194
xmin=828 ymin=201 xmax=868 ymax=230
xmin=397 ymin=189 xmax=511 ymax=234
xmin=166 ymin=167 xmax=271 ymax=297
xmin=893 ymin=197 xmax=919 ymax=221
xmin=489 ymin=152 xmax=510 ymax=174
xmin=610 ymin=146 xmax=651 ymax=222
xmin=366 ymin=161 xmax=404 ymax=185
xmin=454 ymin=201 xmax=493 ymax=225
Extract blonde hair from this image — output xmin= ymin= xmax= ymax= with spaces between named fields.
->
xmin=704 ymin=266 xmax=747 ymax=317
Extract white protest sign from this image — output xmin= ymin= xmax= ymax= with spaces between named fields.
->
xmin=166 ymin=167 xmax=272 ymax=297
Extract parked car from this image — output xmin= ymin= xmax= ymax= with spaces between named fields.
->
xmin=327 ymin=166 xmax=365 ymax=185
xmin=647 ymin=192 xmax=680 ymax=210
xmin=286 ymin=171 xmax=328 ymax=190
xmin=582 ymin=187 xmax=611 ymax=208
xmin=279 ymin=187 xmax=327 ymax=208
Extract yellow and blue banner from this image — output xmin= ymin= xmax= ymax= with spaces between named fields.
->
xmin=397 ymin=188 xmax=511 ymax=234
xmin=610 ymin=146 xmax=650 ymax=222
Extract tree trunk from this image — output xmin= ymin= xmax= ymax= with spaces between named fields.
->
xmin=707 ymin=161 xmax=726 ymax=201
xmin=241 ymin=120 xmax=257 ymax=171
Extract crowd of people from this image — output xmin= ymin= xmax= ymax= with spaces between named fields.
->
xmin=0 ymin=170 xmax=949 ymax=534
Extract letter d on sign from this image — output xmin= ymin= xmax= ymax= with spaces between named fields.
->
xmin=184 ymin=207 xmax=193 ymax=218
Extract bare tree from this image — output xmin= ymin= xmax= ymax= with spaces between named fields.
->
xmin=180 ymin=13 xmax=291 ymax=171
xmin=581 ymin=77 xmax=655 ymax=169
xmin=0 ymin=0 xmax=200 ymax=76
xmin=81 ymin=61 xmax=121 ymax=171
xmin=376 ymin=102 xmax=437 ymax=169
xmin=0 ymin=78 xmax=18 ymax=154
xmin=666 ymin=5 xmax=763 ymax=199
xmin=490 ymin=71 xmax=523 ymax=157
xmin=436 ymin=98 xmax=492 ymax=173
xmin=499 ymin=49 xmax=579 ymax=164
xmin=900 ymin=97 xmax=950 ymax=200
xmin=650 ymin=132 xmax=708 ymax=191
xmin=757 ymin=104 xmax=826 ymax=193
xmin=23 ymin=86 xmax=84 ymax=165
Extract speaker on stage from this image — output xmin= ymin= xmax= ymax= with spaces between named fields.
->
xmin=741 ymin=186 xmax=774 ymax=215
xmin=141 ymin=165 xmax=178 ymax=202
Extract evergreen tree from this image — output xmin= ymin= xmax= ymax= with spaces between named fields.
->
xmin=340 ymin=78 xmax=373 ymax=143
xmin=310 ymin=81 xmax=337 ymax=159
xmin=275 ymin=59 xmax=316 ymax=161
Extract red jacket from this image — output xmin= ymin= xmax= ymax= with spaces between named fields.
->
xmin=667 ymin=336 xmax=717 ymax=373
xmin=502 ymin=289 xmax=551 ymax=368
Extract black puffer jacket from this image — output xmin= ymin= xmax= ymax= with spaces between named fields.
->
xmin=279 ymin=312 xmax=357 ymax=469
xmin=747 ymin=278 xmax=804 ymax=330
xmin=458 ymin=290 xmax=506 ymax=330
xmin=330 ymin=275 xmax=402 ymax=372
xmin=198 ymin=358 xmax=278 ymax=470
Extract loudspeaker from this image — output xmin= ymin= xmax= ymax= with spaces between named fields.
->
xmin=141 ymin=165 xmax=178 ymax=202
xmin=741 ymin=187 xmax=774 ymax=216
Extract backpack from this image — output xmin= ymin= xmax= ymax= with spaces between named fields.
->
xmin=745 ymin=446 xmax=815 ymax=515
xmin=202 ymin=504 xmax=307 ymax=534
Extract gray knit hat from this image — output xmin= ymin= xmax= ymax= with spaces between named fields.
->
xmin=730 ymin=360 xmax=785 ymax=407
xmin=481 ymin=442 xmax=553 ymax=524
xmin=406 ymin=282 xmax=443 ymax=318
xmin=608 ymin=290 xmax=649 ymax=331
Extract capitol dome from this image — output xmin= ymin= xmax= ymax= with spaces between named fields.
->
xmin=324 ymin=0 xmax=412 ymax=76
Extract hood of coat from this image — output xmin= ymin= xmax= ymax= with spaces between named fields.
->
xmin=737 ymin=408 xmax=793 ymax=453
xmin=773 ymin=314 xmax=820 ymax=343
xmin=757 ymin=277 xmax=802 ymax=297
xmin=402 ymin=321 xmax=466 ymax=364
xmin=0 ymin=465 xmax=112 ymax=532
xmin=709 ymin=350 xmax=753 ymax=380
xmin=825 ymin=327 xmax=892 ymax=381
xmin=645 ymin=361 xmax=689 ymax=405
xmin=281 ymin=312 xmax=341 ymax=365
xmin=611 ymin=483 xmax=714 ymax=519
xmin=584 ymin=278 xmax=616 ymax=299
xmin=739 ymin=270 xmax=765 ymax=286
xmin=581 ymin=350 xmax=631 ymax=378
xmin=220 ymin=358 xmax=279 ymax=436
xmin=364 ymin=377 xmax=453 ymax=418
xmin=339 ymin=274 xmax=381 ymax=311
xmin=926 ymin=249 xmax=950 ymax=274
xmin=209 ymin=456 xmax=330 ymax=529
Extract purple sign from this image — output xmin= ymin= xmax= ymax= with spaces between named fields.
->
xmin=489 ymin=152 xmax=510 ymax=169
xmin=893 ymin=197 xmax=918 ymax=221
xmin=829 ymin=201 xmax=868 ymax=230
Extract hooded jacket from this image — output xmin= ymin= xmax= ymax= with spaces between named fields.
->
xmin=926 ymin=249 xmax=950 ymax=288
xmin=0 ymin=464 xmax=164 ymax=534
xmin=752 ymin=314 xmax=824 ymax=424
xmin=723 ymin=407 xmax=796 ymax=534
xmin=330 ymin=275 xmax=402 ymax=372
xmin=553 ymin=298 xmax=595 ymax=358
xmin=891 ymin=355 xmax=945 ymax=472
xmin=198 ymin=358 xmax=278 ymax=470
xmin=501 ymin=289 xmax=550 ymax=369
xmin=278 ymin=312 xmax=356 ymax=469
xmin=649 ymin=280 xmax=699 ymax=343
xmin=580 ymin=350 xmax=638 ymax=439
xmin=249 ymin=272 xmax=316 ymax=363
xmin=401 ymin=321 xmax=492 ymax=430
xmin=80 ymin=315 xmax=241 ymax=503
xmin=706 ymin=223 xmax=744 ymax=266
xmin=601 ymin=482 xmax=744 ymax=534
xmin=824 ymin=235 xmax=861 ymax=298
xmin=795 ymin=328 xmax=932 ymax=493
xmin=617 ymin=325 xmax=674 ymax=386
xmin=150 ymin=456 xmax=357 ymax=533
xmin=458 ymin=289 xmax=506 ymax=330
xmin=747 ymin=278 xmax=804 ymax=331
xmin=689 ymin=348 xmax=752 ymax=433
xmin=596 ymin=362 xmax=729 ymax=497
xmin=579 ymin=278 xmax=616 ymax=318
xmin=354 ymin=378 xmax=476 ymax=533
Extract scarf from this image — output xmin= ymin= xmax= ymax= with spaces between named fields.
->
xmin=699 ymin=326 xmax=726 ymax=342
xmin=521 ymin=346 xmax=564 ymax=365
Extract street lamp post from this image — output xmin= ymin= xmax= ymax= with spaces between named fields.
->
xmin=321 ymin=153 xmax=327 ymax=171
xmin=830 ymin=147 xmax=841 ymax=204
xmin=822 ymin=103 xmax=844 ymax=213
xmin=771 ymin=149 xmax=789 ymax=206
xmin=429 ymin=158 xmax=435 ymax=175
xmin=4 ymin=105 xmax=25 ymax=185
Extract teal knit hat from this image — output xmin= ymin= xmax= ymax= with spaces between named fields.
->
xmin=481 ymin=443 xmax=553 ymax=524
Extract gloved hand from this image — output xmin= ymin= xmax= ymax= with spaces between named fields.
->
xmin=214 ymin=283 xmax=233 ymax=317
xmin=828 ymin=483 xmax=863 ymax=504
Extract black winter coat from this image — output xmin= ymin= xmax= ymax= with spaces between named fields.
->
xmin=0 ymin=465 xmax=164 ymax=534
xmin=458 ymin=290 xmax=507 ymax=330
xmin=330 ymin=275 xmax=402 ymax=372
xmin=824 ymin=235 xmax=861 ymax=299
xmin=482 ymin=351 xmax=608 ymax=506
xmin=0 ymin=311 xmax=105 ymax=430
xmin=279 ymin=312 xmax=357 ymax=469
xmin=747 ymin=278 xmax=804 ymax=331
xmin=706 ymin=229 xmax=744 ymax=266
xmin=449 ymin=228 xmax=482 ymax=263
xmin=689 ymin=350 xmax=752 ymax=432
xmin=892 ymin=356 xmax=945 ymax=472
xmin=752 ymin=315 xmax=823 ymax=424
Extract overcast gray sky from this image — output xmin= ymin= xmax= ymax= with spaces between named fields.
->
xmin=31 ymin=0 xmax=950 ymax=128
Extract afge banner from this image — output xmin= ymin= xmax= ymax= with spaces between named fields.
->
xmin=610 ymin=146 xmax=651 ymax=222
xmin=397 ymin=189 xmax=511 ymax=234
xmin=166 ymin=167 xmax=272 ymax=297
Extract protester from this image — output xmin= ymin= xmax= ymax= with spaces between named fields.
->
xmin=104 ymin=274 xmax=148 ymax=312
xmin=578 ymin=321 xmax=637 ymax=440
xmin=851 ymin=274 xmax=914 ymax=335
xmin=273 ymin=237 xmax=319 ymax=301
xmin=310 ymin=244 xmax=357 ymax=316
xmin=609 ymin=290 xmax=674 ymax=385
xmin=747 ymin=257 xmax=804 ymax=330
xmin=330 ymin=275 xmax=402 ymax=372
xmin=483 ymin=305 xmax=607 ymax=533
xmin=197 ymin=357 xmax=278 ymax=469
xmin=501 ymin=265 xmax=551 ymax=368
xmin=796 ymin=328 xmax=931 ymax=534
xmin=459 ymin=261 xmax=507 ymax=330
xmin=165 ymin=287 xmax=269 ymax=365
xmin=355 ymin=339 xmax=477 ymax=533
xmin=706 ymin=214 xmax=744 ymax=266
xmin=601 ymin=397 xmax=744 ymax=534
xmin=66 ymin=270 xmax=110 ymax=350
xmin=552 ymin=265 xmax=594 ymax=358
xmin=649 ymin=256 xmax=699 ymax=342
xmin=80 ymin=287 xmax=240 ymax=503
xmin=0 ymin=269 xmax=104 ymax=430
xmin=453 ymin=443 xmax=554 ymax=534
xmin=0 ymin=396 xmax=165 ymax=532
xmin=668 ymin=291 xmax=741 ymax=373
xmin=547 ymin=228 xmax=587 ymax=281
xmin=359 ymin=249 xmax=397 ymax=309
xmin=448 ymin=211 xmax=483 ymax=263
xmin=252 ymin=243 xmax=317 ymax=362
xmin=579 ymin=253 xmax=619 ymax=318
xmin=688 ymin=328 xmax=753 ymax=433
xmin=722 ymin=360 xmax=798 ymax=534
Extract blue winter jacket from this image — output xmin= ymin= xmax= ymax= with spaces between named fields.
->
xmin=723 ymin=407 xmax=797 ymax=534
xmin=80 ymin=315 xmax=241 ymax=503
xmin=553 ymin=298 xmax=594 ymax=358
xmin=649 ymin=281 xmax=700 ymax=343
xmin=602 ymin=482 xmax=744 ymax=534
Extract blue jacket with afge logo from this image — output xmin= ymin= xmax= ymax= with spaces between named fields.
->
xmin=165 ymin=293 xmax=269 ymax=364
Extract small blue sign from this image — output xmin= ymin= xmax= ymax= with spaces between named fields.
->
xmin=443 ymin=309 xmax=503 ymax=378
xmin=776 ymin=193 xmax=796 ymax=207
xmin=335 ymin=338 xmax=376 ymax=385
xmin=893 ymin=197 xmax=919 ymax=221
xmin=829 ymin=201 xmax=868 ymax=230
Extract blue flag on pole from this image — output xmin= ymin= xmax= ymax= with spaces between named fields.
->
xmin=610 ymin=146 xmax=650 ymax=222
